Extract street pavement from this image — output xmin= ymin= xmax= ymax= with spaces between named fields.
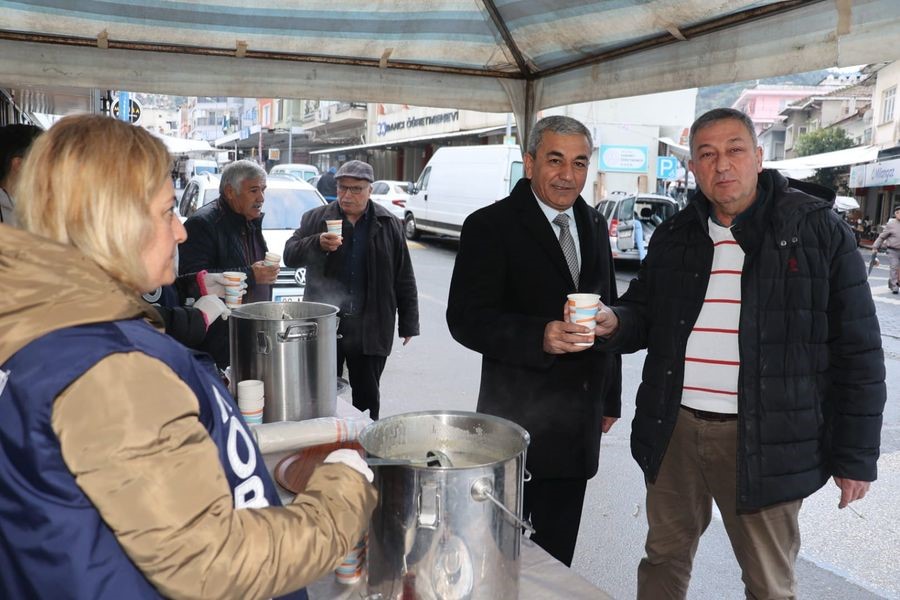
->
xmin=377 ymin=238 xmax=899 ymax=599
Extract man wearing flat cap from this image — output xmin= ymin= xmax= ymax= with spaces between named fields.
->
xmin=284 ymin=160 xmax=419 ymax=419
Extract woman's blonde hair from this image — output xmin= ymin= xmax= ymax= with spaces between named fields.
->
xmin=16 ymin=114 xmax=171 ymax=290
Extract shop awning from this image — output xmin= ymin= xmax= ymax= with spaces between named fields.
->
xmin=152 ymin=132 xmax=214 ymax=154
xmin=309 ymin=125 xmax=507 ymax=155
xmin=659 ymin=137 xmax=691 ymax=162
xmin=763 ymin=145 xmax=879 ymax=178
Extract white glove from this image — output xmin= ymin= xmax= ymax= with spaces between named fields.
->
xmin=199 ymin=271 xmax=247 ymax=298
xmin=193 ymin=294 xmax=231 ymax=327
xmin=324 ymin=449 xmax=374 ymax=483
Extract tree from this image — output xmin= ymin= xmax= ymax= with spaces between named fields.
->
xmin=795 ymin=127 xmax=854 ymax=156
xmin=794 ymin=127 xmax=855 ymax=191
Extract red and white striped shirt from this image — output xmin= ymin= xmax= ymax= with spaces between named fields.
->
xmin=682 ymin=219 xmax=743 ymax=413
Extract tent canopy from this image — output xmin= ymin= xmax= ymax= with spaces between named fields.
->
xmin=2 ymin=1 xmax=900 ymax=143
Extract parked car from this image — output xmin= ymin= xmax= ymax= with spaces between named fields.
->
xmin=174 ymin=157 xmax=218 ymax=189
xmin=595 ymin=193 xmax=680 ymax=262
xmin=370 ymin=180 xmax=410 ymax=220
xmin=178 ymin=173 xmax=326 ymax=301
xmin=404 ymin=145 xmax=523 ymax=240
xmin=270 ymin=163 xmax=320 ymax=183
xmin=177 ymin=172 xmax=220 ymax=221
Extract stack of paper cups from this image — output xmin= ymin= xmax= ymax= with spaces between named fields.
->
xmin=264 ymin=252 xmax=281 ymax=267
xmin=237 ymin=380 xmax=265 ymax=425
xmin=222 ymin=271 xmax=247 ymax=309
xmin=335 ymin=533 xmax=367 ymax=585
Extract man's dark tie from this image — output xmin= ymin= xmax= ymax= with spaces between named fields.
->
xmin=553 ymin=213 xmax=579 ymax=288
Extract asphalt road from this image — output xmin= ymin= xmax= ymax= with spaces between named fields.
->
xmin=376 ymin=237 xmax=899 ymax=600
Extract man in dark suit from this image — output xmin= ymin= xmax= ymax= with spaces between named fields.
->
xmin=446 ymin=115 xmax=621 ymax=567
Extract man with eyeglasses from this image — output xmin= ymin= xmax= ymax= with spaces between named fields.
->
xmin=284 ymin=160 xmax=419 ymax=420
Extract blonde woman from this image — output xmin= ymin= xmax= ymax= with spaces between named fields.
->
xmin=0 ymin=115 xmax=375 ymax=599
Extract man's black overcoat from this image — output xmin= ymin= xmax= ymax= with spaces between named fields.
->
xmin=447 ymin=178 xmax=621 ymax=479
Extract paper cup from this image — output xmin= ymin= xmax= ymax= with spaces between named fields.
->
xmin=224 ymin=286 xmax=242 ymax=307
xmin=264 ymin=252 xmax=281 ymax=267
xmin=223 ymin=271 xmax=247 ymax=284
xmin=335 ymin=535 xmax=366 ymax=585
xmin=240 ymin=405 xmax=264 ymax=425
xmin=238 ymin=380 xmax=264 ymax=401
xmin=238 ymin=380 xmax=265 ymax=424
xmin=326 ymin=219 xmax=343 ymax=235
xmin=567 ymin=293 xmax=600 ymax=347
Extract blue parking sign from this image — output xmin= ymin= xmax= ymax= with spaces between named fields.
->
xmin=657 ymin=156 xmax=678 ymax=180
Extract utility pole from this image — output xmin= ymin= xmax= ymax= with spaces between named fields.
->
xmin=287 ymin=100 xmax=293 ymax=163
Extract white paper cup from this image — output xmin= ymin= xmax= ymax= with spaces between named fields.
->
xmin=335 ymin=535 xmax=366 ymax=585
xmin=240 ymin=405 xmax=264 ymax=425
xmin=222 ymin=271 xmax=247 ymax=283
xmin=326 ymin=219 xmax=343 ymax=235
xmin=224 ymin=285 xmax=242 ymax=307
xmin=264 ymin=252 xmax=281 ymax=267
xmin=238 ymin=380 xmax=265 ymax=424
xmin=567 ymin=293 xmax=600 ymax=347
xmin=237 ymin=379 xmax=264 ymax=401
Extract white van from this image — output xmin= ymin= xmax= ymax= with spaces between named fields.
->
xmin=404 ymin=145 xmax=523 ymax=240
xmin=175 ymin=158 xmax=218 ymax=187
xmin=270 ymin=163 xmax=320 ymax=182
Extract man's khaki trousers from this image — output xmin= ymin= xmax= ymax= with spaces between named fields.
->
xmin=637 ymin=407 xmax=802 ymax=600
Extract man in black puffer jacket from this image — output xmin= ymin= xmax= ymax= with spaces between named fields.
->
xmin=594 ymin=108 xmax=885 ymax=600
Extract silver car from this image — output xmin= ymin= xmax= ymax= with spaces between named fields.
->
xmin=370 ymin=180 xmax=410 ymax=220
xmin=595 ymin=193 xmax=680 ymax=262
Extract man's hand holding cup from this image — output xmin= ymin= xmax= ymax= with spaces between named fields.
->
xmin=251 ymin=261 xmax=279 ymax=285
xmin=593 ymin=300 xmax=619 ymax=338
xmin=320 ymin=220 xmax=344 ymax=252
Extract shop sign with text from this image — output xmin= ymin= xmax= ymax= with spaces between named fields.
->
xmin=599 ymin=145 xmax=648 ymax=173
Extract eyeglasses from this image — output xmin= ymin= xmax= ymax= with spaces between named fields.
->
xmin=337 ymin=184 xmax=368 ymax=195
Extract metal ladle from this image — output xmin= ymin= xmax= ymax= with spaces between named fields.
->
xmin=365 ymin=449 xmax=454 ymax=468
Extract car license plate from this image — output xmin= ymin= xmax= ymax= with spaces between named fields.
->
xmin=271 ymin=286 xmax=305 ymax=302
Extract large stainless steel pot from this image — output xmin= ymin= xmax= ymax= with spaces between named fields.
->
xmin=359 ymin=411 xmax=531 ymax=600
xmin=229 ymin=301 xmax=337 ymax=422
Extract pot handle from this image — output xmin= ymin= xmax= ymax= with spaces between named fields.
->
xmin=471 ymin=478 xmax=535 ymax=536
xmin=278 ymin=322 xmax=318 ymax=342
xmin=418 ymin=481 xmax=441 ymax=529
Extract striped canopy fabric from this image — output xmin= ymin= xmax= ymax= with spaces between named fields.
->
xmin=1 ymin=0 xmax=899 ymax=131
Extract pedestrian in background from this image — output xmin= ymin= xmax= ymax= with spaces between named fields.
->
xmin=284 ymin=160 xmax=419 ymax=420
xmin=594 ymin=107 xmax=885 ymax=599
xmin=317 ymin=166 xmax=338 ymax=202
xmin=447 ymin=115 xmax=621 ymax=567
xmin=872 ymin=205 xmax=900 ymax=294
xmin=0 ymin=123 xmax=43 ymax=226
xmin=633 ymin=209 xmax=646 ymax=262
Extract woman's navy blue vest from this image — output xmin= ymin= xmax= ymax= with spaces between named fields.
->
xmin=0 ymin=319 xmax=307 ymax=599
